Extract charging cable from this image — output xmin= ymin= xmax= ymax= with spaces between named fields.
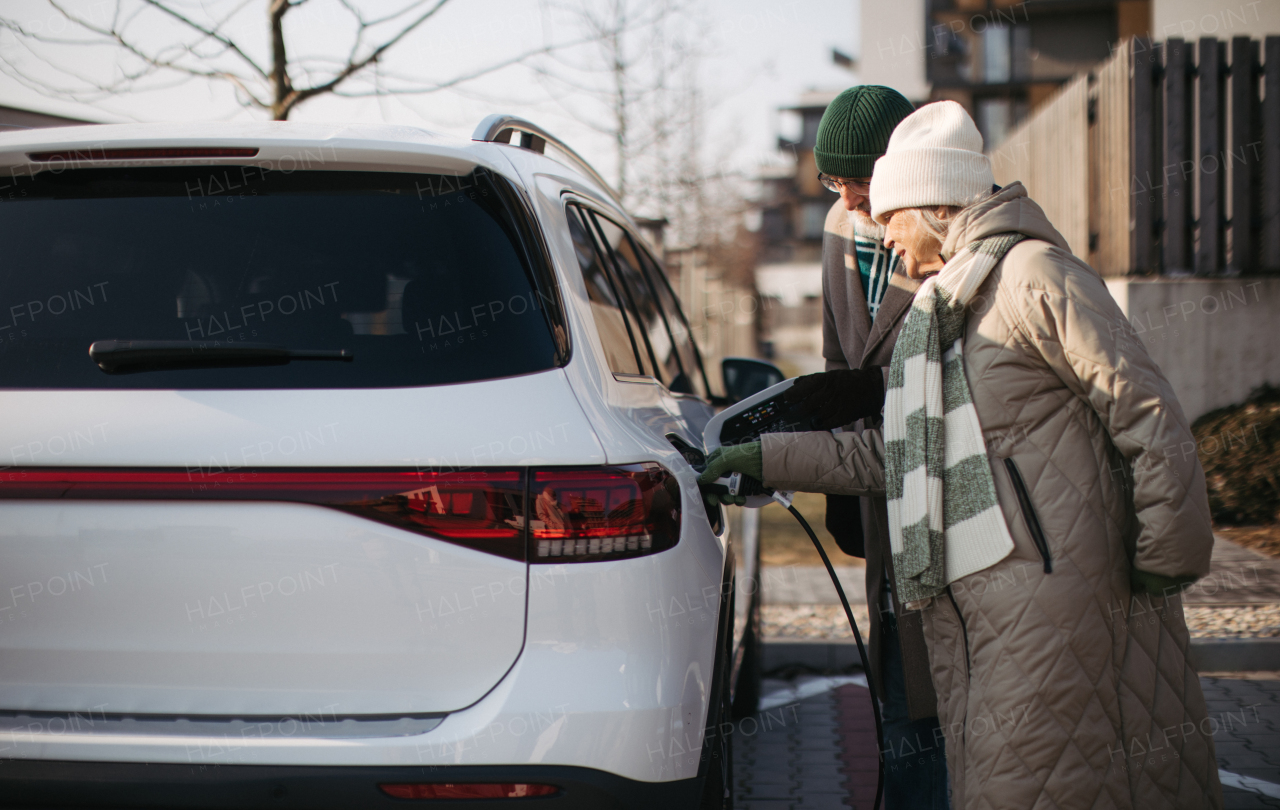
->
xmin=698 ymin=375 xmax=884 ymax=807
xmin=771 ymin=490 xmax=884 ymax=810
xmin=701 ymin=463 xmax=885 ymax=808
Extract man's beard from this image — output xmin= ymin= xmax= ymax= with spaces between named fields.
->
xmin=846 ymin=206 xmax=885 ymax=240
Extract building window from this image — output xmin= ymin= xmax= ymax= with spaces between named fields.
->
xmin=983 ymin=25 xmax=1011 ymax=84
xmin=801 ymin=202 xmax=827 ymax=239
xmin=1011 ymin=25 xmax=1032 ymax=80
xmin=977 ymin=98 xmax=1012 ymax=149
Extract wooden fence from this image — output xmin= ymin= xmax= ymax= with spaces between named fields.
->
xmin=986 ymin=35 xmax=1280 ymax=277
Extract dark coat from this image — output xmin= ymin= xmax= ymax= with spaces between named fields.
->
xmin=817 ymin=200 xmax=935 ymax=720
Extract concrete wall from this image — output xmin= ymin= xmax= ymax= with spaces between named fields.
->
xmin=1105 ymin=277 xmax=1280 ymax=421
xmin=1151 ymin=0 xmax=1280 ymax=40
xmin=858 ymin=0 xmax=930 ymax=103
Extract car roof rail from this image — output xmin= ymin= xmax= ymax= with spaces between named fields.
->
xmin=473 ymin=114 xmax=622 ymax=209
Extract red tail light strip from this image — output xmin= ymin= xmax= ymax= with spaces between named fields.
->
xmin=0 ymin=464 xmax=680 ymax=563
xmin=27 ymin=147 xmax=260 ymax=162
xmin=0 ymin=468 xmax=526 ymax=561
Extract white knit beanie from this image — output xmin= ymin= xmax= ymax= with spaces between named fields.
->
xmin=870 ymin=100 xmax=995 ymax=225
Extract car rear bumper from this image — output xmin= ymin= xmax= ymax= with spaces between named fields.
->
xmin=0 ymin=761 xmax=703 ymax=810
xmin=0 ymin=489 xmax=727 ymax=785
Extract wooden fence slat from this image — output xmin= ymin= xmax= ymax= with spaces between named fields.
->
xmin=1197 ymin=37 xmax=1223 ymax=275
xmin=1164 ymin=38 xmax=1191 ymax=272
xmin=1228 ymin=36 xmax=1255 ymax=273
xmin=1095 ymin=39 xmax=1132 ymax=276
xmin=1130 ymin=37 xmax=1154 ymax=274
xmin=1263 ymin=37 xmax=1280 ymax=272
xmin=987 ymin=74 xmax=1090 ymax=259
xmin=985 ymin=34 xmax=1280 ymax=277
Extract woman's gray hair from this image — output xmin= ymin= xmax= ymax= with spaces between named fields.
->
xmin=909 ymin=187 xmax=998 ymax=244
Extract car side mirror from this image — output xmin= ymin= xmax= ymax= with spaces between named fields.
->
xmin=720 ymin=357 xmax=785 ymax=404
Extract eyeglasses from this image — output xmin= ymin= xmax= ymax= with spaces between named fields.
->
xmin=818 ymin=173 xmax=871 ymax=195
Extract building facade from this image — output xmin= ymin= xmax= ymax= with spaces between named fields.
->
xmin=861 ymin=1 xmax=1150 ymax=149
xmin=0 ymin=104 xmax=93 ymax=132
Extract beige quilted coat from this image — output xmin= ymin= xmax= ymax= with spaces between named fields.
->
xmin=761 ymin=183 xmax=1222 ymax=809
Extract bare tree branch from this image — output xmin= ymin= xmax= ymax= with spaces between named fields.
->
xmin=277 ymin=0 xmax=452 ymax=117
xmin=0 ymin=0 xmax=612 ymax=122
xmin=329 ymin=35 xmax=599 ymax=98
xmin=139 ymin=0 xmax=268 ymax=79
xmin=359 ymin=0 xmax=436 ymax=28
xmin=33 ymin=0 xmax=270 ymax=108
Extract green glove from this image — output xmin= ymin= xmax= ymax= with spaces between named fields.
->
xmin=697 ymin=443 xmax=763 ymax=507
xmin=1130 ymin=568 xmax=1197 ymax=598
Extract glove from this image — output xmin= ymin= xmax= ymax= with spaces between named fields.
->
xmin=783 ymin=368 xmax=886 ymax=430
xmin=1130 ymin=568 xmax=1197 ymax=598
xmin=697 ymin=442 xmax=763 ymax=507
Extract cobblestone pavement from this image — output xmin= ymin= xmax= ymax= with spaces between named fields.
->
xmin=733 ymin=674 xmax=1280 ymax=809
xmin=1186 ymin=537 xmax=1280 ymax=606
xmin=764 ymin=602 xmax=1280 ymax=639
xmin=1203 ymin=675 xmax=1280 ymax=809
xmin=758 ymin=536 xmax=1280 ymax=641
xmin=733 ymin=676 xmax=867 ymax=810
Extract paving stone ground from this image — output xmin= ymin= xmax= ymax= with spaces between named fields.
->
xmin=743 ymin=534 xmax=1280 ymax=807
xmin=1202 ymin=675 xmax=1280 ymax=809
xmin=1186 ymin=538 xmax=1280 ymax=606
xmin=732 ymin=674 xmax=1280 ymax=809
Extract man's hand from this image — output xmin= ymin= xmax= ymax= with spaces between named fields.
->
xmin=697 ymin=443 xmax=763 ymax=506
xmin=783 ymin=368 xmax=886 ymax=430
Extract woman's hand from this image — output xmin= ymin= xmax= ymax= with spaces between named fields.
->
xmin=1130 ymin=568 xmax=1197 ymax=598
xmin=697 ymin=443 xmax=763 ymax=506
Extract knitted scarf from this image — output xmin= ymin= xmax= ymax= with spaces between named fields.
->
xmin=851 ymin=217 xmax=894 ymax=319
xmin=884 ymin=233 xmax=1026 ymax=606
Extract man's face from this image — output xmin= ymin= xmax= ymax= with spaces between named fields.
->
xmin=835 ymin=177 xmax=872 ymax=217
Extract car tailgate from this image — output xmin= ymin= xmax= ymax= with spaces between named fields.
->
xmin=0 ymin=370 xmax=604 ymax=717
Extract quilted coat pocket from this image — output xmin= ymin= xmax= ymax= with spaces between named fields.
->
xmin=1003 ymin=457 xmax=1053 ymax=574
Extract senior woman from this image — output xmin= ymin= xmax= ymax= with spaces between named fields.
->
xmin=701 ymin=101 xmax=1221 ymax=809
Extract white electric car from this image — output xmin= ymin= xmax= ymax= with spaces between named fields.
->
xmin=0 ymin=117 xmax=783 ymax=808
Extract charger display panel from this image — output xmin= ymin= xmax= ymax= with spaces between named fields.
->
xmin=716 ymin=391 xmax=820 ymax=447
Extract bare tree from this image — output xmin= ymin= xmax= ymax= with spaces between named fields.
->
xmin=532 ymin=0 xmax=695 ymax=206
xmin=0 ymin=0 xmax=593 ymax=120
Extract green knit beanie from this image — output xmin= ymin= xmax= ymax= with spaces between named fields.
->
xmin=814 ymin=85 xmax=915 ymax=179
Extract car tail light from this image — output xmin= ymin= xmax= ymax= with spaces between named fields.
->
xmin=0 ymin=463 xmax=680 ymax=563
xmin=27 ymin=147 xmax=260 ymax=162
xmin=0 ymin=468 xmax=526 ymax=561
xmin=530 ymin=463 xmax=679 ymax=562
xmin=379 ymin=783 xmax=558 ymax=799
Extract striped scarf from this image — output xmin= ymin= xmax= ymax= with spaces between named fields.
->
xmin=884 ymin=233 xmax=1026 ymax=607
xmin=852 ymin=224 xmax=894 ymax=318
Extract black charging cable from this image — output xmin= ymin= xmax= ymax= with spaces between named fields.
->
xmin=784 ymin=501 xmax=884 ymax=810
xmin=700 ymin=469 xmax=885 ymax=808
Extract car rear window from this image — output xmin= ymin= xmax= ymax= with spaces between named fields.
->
xmin=0 ymin=166 xmax=563 ymax=389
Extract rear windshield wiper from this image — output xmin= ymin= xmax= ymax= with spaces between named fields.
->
xmin=89 ymin=340 xmax=353 ymax=374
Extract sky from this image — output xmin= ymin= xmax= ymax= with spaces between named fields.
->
xmin=0 ymin=0 xmax=863 ymax=189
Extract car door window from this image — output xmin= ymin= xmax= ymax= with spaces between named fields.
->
xmin=588 ymin=213 xmax=667 ymax=383
xmin=636 ymin=247 xmax=709 ymax=399
xmin=565 ymin=206 xmax=641 ymax=375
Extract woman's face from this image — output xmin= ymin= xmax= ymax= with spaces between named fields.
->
xmin=883 ymin=208 xmax=946 ymax=279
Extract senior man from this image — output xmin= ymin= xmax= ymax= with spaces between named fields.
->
xmin=759 ymin=85 xmax=950 ymax=808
